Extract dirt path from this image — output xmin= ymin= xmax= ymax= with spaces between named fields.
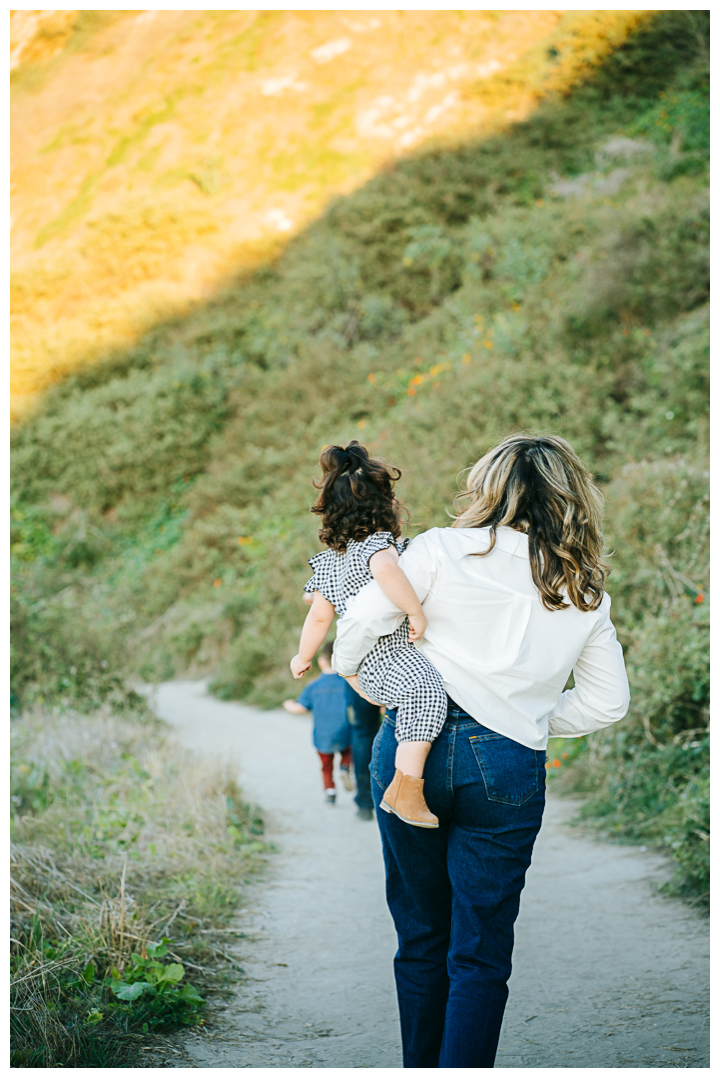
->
xmin=148 ymin=680 xmax=709 ymax=1069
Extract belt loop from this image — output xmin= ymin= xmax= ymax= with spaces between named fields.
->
xmin=447 ymin=696 xmax=461 ymax=721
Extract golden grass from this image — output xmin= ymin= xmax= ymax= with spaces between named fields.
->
xmin=11 ymin=8 xmax=649 ymax=417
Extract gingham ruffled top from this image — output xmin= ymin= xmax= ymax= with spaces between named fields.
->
xmin=304 ymin=531 xmax=410 ymax=618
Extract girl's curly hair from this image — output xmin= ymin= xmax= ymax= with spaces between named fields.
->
xmin=310 ymin=441 xmax=404 ymax=552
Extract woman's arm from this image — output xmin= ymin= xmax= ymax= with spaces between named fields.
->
xmin=290 ymin=592 xmax=336 ymax=678
xmin=546 ymin=599 xmax=630 ymax=737
xmin=368 ymin=547 xmax=427 ymax=642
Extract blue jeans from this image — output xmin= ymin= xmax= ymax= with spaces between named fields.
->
xmin=371 ymin=701 xmax=546 ymax=1068
xmin=348 ymin=698 xmax=382 ymax=811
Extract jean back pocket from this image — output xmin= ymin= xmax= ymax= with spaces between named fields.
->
xmin=469 ymin=732 xmax=540 ymax=806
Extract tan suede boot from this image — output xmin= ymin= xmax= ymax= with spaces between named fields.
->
xmin=380 ymin=770 xmax=439 ymax=828
xmin=380 ymin=769 xmax=403 ymax=813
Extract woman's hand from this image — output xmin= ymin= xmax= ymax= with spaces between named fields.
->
xmin=408 ymin=610 xmax=427 ymax=642
xmin=290 ymin=654 xmax=312 ymax=679
xmin=346 ymin=674 xmax=382 ymax=707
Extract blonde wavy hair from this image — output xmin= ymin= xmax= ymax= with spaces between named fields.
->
xmin=453 ymin=434 xmax=609 ymax=612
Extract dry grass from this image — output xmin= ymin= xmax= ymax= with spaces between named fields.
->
xmin=11 ymin=705 xmax=269 ymax=1067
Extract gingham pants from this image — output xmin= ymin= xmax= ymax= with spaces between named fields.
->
xmin=357 ymin=619 xmax=447 ymax=743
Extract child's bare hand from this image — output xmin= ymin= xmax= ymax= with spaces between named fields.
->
xmin=290 ymin=654 xmax=312 ymax=679
xmin=408 ymin=610 xmax=427 ymax=642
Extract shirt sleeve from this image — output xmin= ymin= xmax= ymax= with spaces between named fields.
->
xmin=303 ymin=550 xmax=334 ymax=602
xmin=296 ymin=684 xmax=314 ymax=711
xmin=545 ymin=596 xmax=631 ymax=738
xmin=359 ymin=531 xmax=405 ymax=565
xmin=332 ymin=531 xmax=437 ymax=676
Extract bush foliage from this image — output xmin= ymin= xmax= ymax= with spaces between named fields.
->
xmin=11 ymin=11 xmax=709 ymax=898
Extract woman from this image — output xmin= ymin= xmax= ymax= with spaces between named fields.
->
xmin=332 ymin=433 xmax=630 ymax=1068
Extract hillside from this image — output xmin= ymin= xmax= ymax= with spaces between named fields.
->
xmin=11 ymin=11 xmax=709 ymax=901
xmin=12 ymin=8 xmax=647 ymax=417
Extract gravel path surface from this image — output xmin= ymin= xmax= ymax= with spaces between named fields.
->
xmin=148 ymin=680 xmax=709 ymax=1069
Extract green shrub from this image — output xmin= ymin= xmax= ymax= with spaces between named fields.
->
xmin=572 ymin=728 xmax=709 ymax=908
xmin=12 ymin=362 xmax=231 ymax=515
xmin=10 ymin=588 xmax=136 ymax=713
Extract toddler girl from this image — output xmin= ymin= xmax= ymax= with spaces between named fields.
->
xmin=290 ymin=441 xmax=447 ymax=827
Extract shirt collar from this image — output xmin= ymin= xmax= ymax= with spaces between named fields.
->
xmin=494 ymin=526 xmax=530 ymax=558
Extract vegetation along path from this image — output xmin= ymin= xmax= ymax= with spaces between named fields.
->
xmin=148 ymin=681 xmax=708 ymax=1069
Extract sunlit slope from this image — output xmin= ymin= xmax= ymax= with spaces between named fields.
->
xmin=11 ymin=8 xmax=648 ymax=415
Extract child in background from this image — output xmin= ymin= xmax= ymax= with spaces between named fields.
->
xmin=283 ymin=642 xmax=354 ymax=804
xmin=290 ymin=441 xmax=446 ymax=828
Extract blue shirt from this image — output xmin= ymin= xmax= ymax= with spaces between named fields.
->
xmin=297 ymin=672 xmax=352 ymax=754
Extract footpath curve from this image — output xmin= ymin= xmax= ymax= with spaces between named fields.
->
xmin=148 ymin=680 xmax=708 ymax=1069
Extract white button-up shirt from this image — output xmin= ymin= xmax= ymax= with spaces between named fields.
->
xmin=332 ymin=525 xmax=630 ymax=751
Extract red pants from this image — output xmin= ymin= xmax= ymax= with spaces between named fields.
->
xmin=318 ymin=748 xmax=352 ymax=790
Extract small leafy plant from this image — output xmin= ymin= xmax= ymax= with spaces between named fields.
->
xmin=106 ymin=939 xmax=204 ymax=1031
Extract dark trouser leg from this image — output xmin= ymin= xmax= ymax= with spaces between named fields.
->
xmin=351 ymin=713 xmax=381 ymax=810
xmin=371 ymin=717 xmax=452 ymax=1067
xmin=374 ymin=790 xmax=451 ymax=1066
xmin=340 ymin=747 xmax=352 ymax=769
xmin=437 ymin=823 xmax=537 ymax=1066
xmin=438 ymin=733 xmax=546 ymax=1067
